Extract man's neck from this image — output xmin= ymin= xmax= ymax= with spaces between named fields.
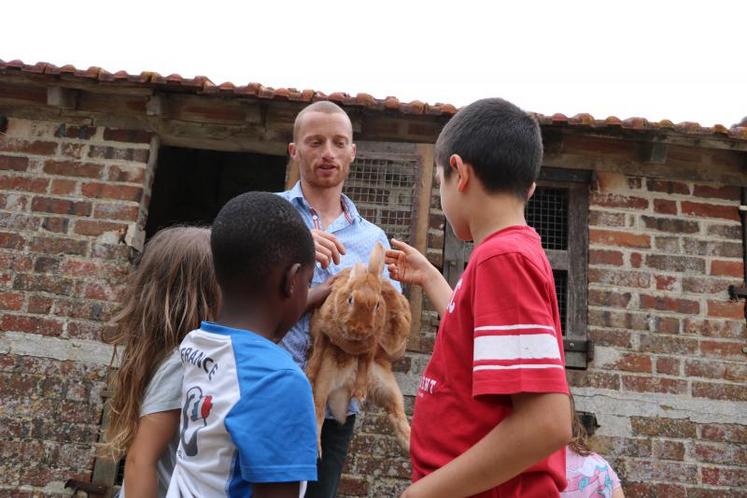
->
xmin=217 ymin=300 xmax=281 ymax=343
xmin=300 ymin=180 xmax=344 ymax=229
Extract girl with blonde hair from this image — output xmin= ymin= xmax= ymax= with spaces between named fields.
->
xmin=105 ymin=226 xmax=220 ymax=498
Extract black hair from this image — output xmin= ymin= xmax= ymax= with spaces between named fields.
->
xmin=211 ymin=192 xmax=315 ymax=293
xmin=435 ymin=98 xmax=543 ymax=200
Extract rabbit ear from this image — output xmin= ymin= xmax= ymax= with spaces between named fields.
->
xmin=368 ymin=242 xmax=385 ymax=275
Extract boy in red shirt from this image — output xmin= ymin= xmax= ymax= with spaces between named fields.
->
xmin=386 ymin=98 xmax=572 ymax=498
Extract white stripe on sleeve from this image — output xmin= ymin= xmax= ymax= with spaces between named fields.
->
xmin=473 ymin=333 xmax=561 ymax=361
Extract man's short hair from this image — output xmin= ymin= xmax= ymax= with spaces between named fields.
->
xmin=435 ymin=98 xmax=543 ymax=200
xmin=211 ymin=192 xmax=315 ymax=293
xmin=293 ymin=101 xmax=352 ymax=141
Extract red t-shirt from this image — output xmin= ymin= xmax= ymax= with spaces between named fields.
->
xmin=410 ymin=225 xmax=569 ymax=498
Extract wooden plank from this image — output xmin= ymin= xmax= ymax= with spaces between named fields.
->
xmin=546 ymin=249 xmax=569 ymax=270
xmin=566 ymin=181 xmax=590 ymax=367
xmin=47 ymin=86 xmax=78 ymax=109
xmin=407 ymin=144 xmax=435 ymax=351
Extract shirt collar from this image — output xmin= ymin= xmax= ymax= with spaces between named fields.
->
xmin=288 ymin=181 xmax=361 ymax=224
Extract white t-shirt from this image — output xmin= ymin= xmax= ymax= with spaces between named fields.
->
xmin=119 ymin=349 xmax=183 ymax=498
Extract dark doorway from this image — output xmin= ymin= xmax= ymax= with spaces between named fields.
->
xmin=145 ymin=146 xmax=287 ymax=239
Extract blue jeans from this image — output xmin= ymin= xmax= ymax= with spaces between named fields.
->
xmin=305 ymin=415 xmax=356 ymax=498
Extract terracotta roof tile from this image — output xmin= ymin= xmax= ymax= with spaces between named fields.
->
xmin=0 ymin=57 xmax=744 ymax=143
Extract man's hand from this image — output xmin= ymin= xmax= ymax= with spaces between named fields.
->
xmin=312 ymin=229 xmax=346 ymax=269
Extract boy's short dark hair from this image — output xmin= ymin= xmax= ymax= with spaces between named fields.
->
xmin=211 ymin=192 xmax=315 ymax=292
xmin=436 ymin=98 xmax=543 ymax=200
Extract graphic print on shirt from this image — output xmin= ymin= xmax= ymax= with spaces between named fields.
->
xmin=180 ymin=386 xmax=213 ymax=456
xmin=447 ymin=278 xmax=463 ymax=314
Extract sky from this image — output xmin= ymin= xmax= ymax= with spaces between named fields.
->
xmin=5 ymin=1 xmax=746 ymax=127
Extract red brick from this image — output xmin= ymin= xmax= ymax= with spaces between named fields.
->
xmin=653 ymin=198 xmax=678 ymax=214
xmin=0 ymin=314 xmax=64 ymax=336
xmin=588 ymin=269 xmax=651 ymax=288
xmin=589 ymin=210 xmax=627 ymax=227
xmin=693 ymin=381 xmax=747 ymax=401
xmin=0 ymin=231 xmax=26 ymax=250
xmin=74 ymin=219 xmax=128 ymax=237
xmin=628 ymin=177 xmax=643 ymax=189
xmin=707 ymin=300 xmax=744 ymax=319
xmin=50 ymin=178 xmax=77 ymax=195
xmin=0 ymin=139 xmax=57 ymax=155
xmin=710 ymin=260 xmax=743 ymax=278
xmin=590 ymin=229 xmax=650 ymax=248
xmin=102 ymin=128 xmax=152 ymax=143
xmin=614 ymin=353 xmax=652 ymax=373
xmin=591 ymin=193 xmax=649 ymax=209
xmin=0 ymin=174 xmax=49 ymax=193
xmin=60 ymin=258 xmax=128 ymax=280
xmin=630 ymin=252 xmax=642 ymax=268
xmin=43 ymin=160 xmax=103 ymax=179
xmin=622 ymin=375 xmax=687 ymax=394
xmin=686 ymin=359 xmax=747 ymax=382
xmin=41 ymin=216 xmax=70 ymax=234
xmin=81 ymin=182 xmax=143 ymax=202
xmin=93 ymin=203 xmax=139 ymax=222
xmin=27 ymin=295 xmax=53 ymax=314
xmin=693 ymin=442 xmax=747 ymax=465
xmin=624 ymin=460 xmax=699 ymax=485
xmin=0 ymin=155 xmax=29 ymax=171
xmin=656 ymin=275 xmax=678 ymax=291
xmin=645 ymin=254 xmax=705 ymax=273
xmin=701 ymin=466 xmax=747 ymax=487
xmin=693 ymin=184 xmax=741 ymax=201
xmin=631 ymin=416 xmax=696 ymax=438
xmin=338 ymin=475 xmax=369 ymax=496
xmin=682 ymin=318 xmax=746 ymax=339
xmin=31 ymin=196 xmax=92 ymax=216
xmin=655 ymin=356 xmax=681 ymax=375
xmin=0 ymin=291 xmax=24 ymax=311
xmin=589 ymin=289 xmax=631 ymax=308
xmin=652 ymin=440 xmax=685 ymax=461
xmin=639 ymin=294 xmax=699 ymax=314
xmin=0 ymin=253 xmax=32 ymax=272
xmin=30 ymin=236 xmax=88 ymax=256
xmin=646 ymin=179 xmax=690 ymax=194
xmin=60 ymin=142 xmax=87 ymax=159
xmin=589 ymin=249 xmax=623 ymax=266
xmin=588 ymin=328 xmax=634 ymax=348
xmin=67 ymin=320 xmax=110 ymax=341
xmin=682 ymin=201 xmax=740 ymax=221
xmin=650 ymin=316 xmax=681 ymax=334
xmin=686 ymin=487 xmax=747 ymax=498
xmin=700 ymin=340 xmax=747 ymax=361
xmin=699 ymin=423 xmax=747 ymax=443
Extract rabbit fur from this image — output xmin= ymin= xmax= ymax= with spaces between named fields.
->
xmin=306 ymin=242 xmax=411 ymax=453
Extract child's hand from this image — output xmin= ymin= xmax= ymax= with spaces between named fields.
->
xmin=305 ymin=277 xmax=335 ymax=312
xmin=385 ymin=238 xmax=434 ymax=286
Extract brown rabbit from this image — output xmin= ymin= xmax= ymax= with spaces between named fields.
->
xmin=306 ymin=242 xmax=412 ymax=453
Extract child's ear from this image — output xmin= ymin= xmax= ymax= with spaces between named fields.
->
xmin=527 ymin=182 xmax=537 ymax=200
xmin=450 ymin=154 xmax=470 ymax=192
xmin=283 ymin=263 xmax=302 ymax=298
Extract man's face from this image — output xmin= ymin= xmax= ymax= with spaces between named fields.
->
xmin=290 ymin=111 xmax=356 ymax=189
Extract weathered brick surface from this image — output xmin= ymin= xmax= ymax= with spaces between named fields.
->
xmin=0 ymin=117 xmax=151 ymax=495
xmin=579 ymin=171 xmax=747 ymax=497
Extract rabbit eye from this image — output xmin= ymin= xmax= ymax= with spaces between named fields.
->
xmin=375 ymin=301 xmax=380 ymax=310
xmin=347 ymin=295 xmax=353 ymax=305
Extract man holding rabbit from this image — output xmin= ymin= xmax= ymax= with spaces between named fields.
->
xmin=277 ymin=101 xmax=402 ymax=498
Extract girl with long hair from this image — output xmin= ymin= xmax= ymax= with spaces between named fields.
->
xmin=104 ymin=226 xmax=220 ymax=498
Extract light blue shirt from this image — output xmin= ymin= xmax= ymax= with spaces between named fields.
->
xmin=277 ymin=182 xmax=402 ymax=415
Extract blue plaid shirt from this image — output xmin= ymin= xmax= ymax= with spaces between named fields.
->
xmin=277 ymin=182 xmax=402 ymax=415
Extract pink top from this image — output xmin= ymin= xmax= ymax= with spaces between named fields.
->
xmin=561 ymin=447 xmax=622 ymax=498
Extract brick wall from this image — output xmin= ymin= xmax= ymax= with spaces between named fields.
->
xmin=573 ymin=171 xmax=746 ymax=497
xmin=0 ymin=117 xmax=152 ymax=497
